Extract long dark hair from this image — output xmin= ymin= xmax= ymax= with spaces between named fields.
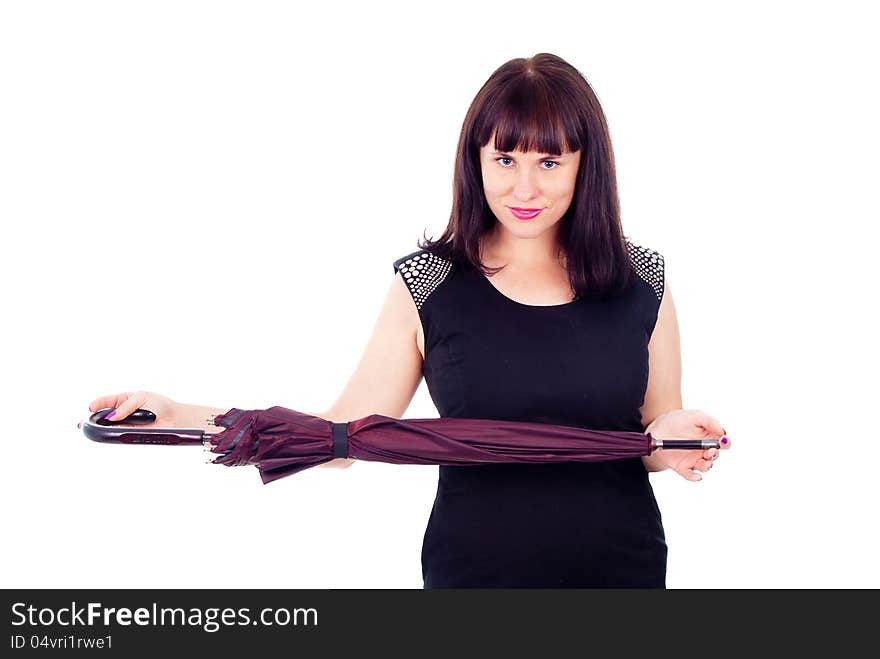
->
xmin=417 ymin=53 xmax=636 ymax=300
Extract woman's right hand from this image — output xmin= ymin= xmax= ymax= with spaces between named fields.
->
xmin=87 ymin=390 xmax=203 ymax=430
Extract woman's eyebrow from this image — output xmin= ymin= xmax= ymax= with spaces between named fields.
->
xmin=490 ymin=150 xmax=567 ymax=158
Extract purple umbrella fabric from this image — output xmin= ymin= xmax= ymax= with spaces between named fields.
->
xmin=206 ymin=406 xmax=717 ymax=485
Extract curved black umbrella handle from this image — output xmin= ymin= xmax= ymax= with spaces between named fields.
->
xmin=81 ymin=408 xmax=216 ymax=445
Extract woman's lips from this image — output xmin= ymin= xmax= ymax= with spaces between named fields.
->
xmin=508 ymin=207 xmax=543 ymax=220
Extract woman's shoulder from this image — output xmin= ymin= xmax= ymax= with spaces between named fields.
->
xmin=624 ymin=236 xmax=665 ymax=302
xmin=391 ymin=247 xmax=456 ymax=311
xmin=392 ymin=247 xmax=456 ymax=272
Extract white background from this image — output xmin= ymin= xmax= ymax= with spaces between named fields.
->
xmin=2 ymin=0 xmax=877 ymax=589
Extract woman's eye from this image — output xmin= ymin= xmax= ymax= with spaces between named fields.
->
xmin=495 ymin=157 xmax=559 ymax=170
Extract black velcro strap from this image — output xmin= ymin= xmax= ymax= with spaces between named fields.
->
xmin=332 ymin=422 xmax=349 ymax=458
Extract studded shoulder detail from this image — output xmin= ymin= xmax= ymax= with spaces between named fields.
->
xmin=392 ymin=249 xmax=454 ymax=310
xmin=625 ymin=238 xmax=665 ymax=302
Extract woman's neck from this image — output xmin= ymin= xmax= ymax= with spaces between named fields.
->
xmin=481 ymin=225 xmax=567 ymax=270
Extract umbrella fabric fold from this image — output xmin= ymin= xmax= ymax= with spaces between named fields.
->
xmin=206 ymin=406 xmax=661 ymax=485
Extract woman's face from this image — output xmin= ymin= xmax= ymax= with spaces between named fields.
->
xmin=478 ymin=136 xmax=581 ymax=244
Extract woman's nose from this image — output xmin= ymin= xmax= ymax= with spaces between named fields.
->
xmin=512 ymin=171 xmax=539 ymax=201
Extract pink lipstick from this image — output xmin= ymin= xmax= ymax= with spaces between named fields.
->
xmin=508 ymin=207 xmax=543 ymax=220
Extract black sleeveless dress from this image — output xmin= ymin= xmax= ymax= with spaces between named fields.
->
xmin=392 ymin=238 xmax=668 ymax=588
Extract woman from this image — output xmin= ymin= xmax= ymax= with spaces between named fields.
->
xmin=87 ymin=53 xmax=729 ymax=588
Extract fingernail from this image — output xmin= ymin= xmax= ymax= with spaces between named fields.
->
xmin=721 ymin=436 xmax=728 ymax=444
xmin=104 ymin=409 xmax=117 ymax=420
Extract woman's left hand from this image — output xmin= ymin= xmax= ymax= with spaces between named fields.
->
xmin=645 ymin=409 xmax=731 ymax=481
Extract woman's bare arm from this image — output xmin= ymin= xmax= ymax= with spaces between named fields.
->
xmin=310 ymin=271 xmax=424 ymax=467
xmin=188 ymin=272 xmax=422 ymax=467
xmin=638 ymin=281 xmax=683 ymax=472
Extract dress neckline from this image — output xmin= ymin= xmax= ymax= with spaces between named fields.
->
xmin=474 ymin=268 xmax=580 ymax=309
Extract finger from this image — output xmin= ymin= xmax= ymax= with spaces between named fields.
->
xmin=89 ymin=393 xmax=133 ymax=413
xmin=703 ymin=448 xmax=719 ymax=460
xmin=693 ymin=458 xmax=713 ymax=473
xmin=105 ymin=391 xmax=146 ymax=421
xmin=677 ymin=466 xmax=702 ymax=482
xmin=693 ymin=410 xmax=726 ymax=439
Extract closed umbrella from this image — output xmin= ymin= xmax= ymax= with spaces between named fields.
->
xmin=82 ymin=406 xmax=719 ymax=485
